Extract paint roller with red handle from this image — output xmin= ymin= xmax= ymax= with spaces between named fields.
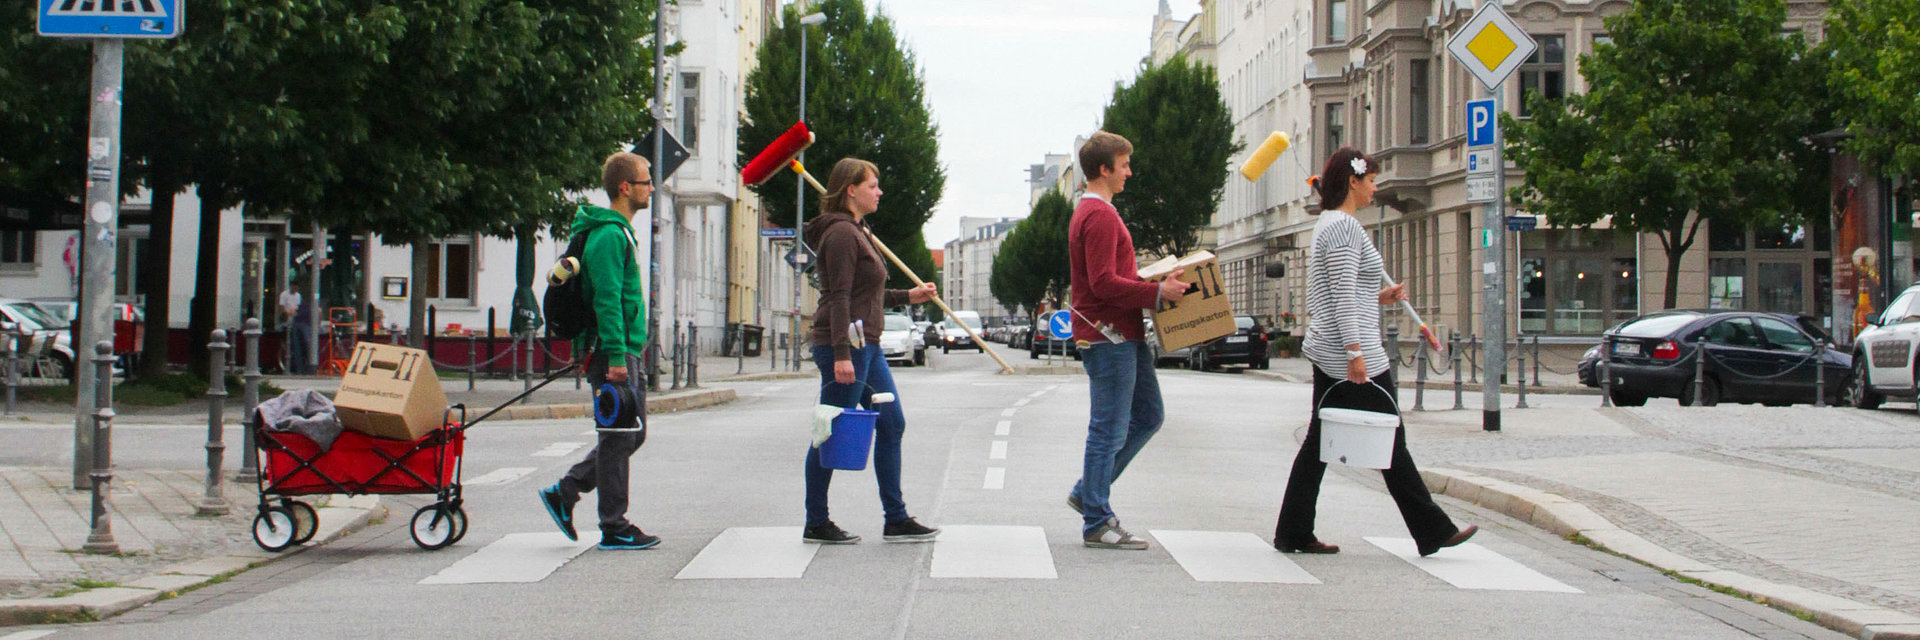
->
xmin=741 ymin=121 xmax=815 ymax=186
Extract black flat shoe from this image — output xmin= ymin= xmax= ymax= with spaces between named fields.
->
xmin=1419 ymin=525 xmax=1478 ymax=557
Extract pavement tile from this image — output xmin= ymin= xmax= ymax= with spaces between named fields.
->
xmin=161 ymin=556 xmax=257 ymax=577
xmin=123 ymin=573 xmax=207 ymax=592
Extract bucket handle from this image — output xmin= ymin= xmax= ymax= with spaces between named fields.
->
xmin=1313 ymin=379 xmax=1399 ymax=417
xmin=818 ymin=381 xmax=894 ymax=406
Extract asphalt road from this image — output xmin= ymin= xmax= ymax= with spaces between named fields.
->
xmin=14 ymin=347 xmax=1845 ymax=639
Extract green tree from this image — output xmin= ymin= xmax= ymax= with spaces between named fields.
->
xmin=1099 ymin=53 xmax=1238 ymax=258
xmin=990 ymin=189 xmax=1073 ymax=315
xmin=1503 ymin=0 xmax=1829 ymax=309
xmin=1824 ymin=0 xmax=1920 ymax=177
xmin=739 ymin=0 xmax=944 ymax=290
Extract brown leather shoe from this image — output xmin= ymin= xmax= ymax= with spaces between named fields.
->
xmin=1276 ymin=540 xmax=1340 ymax=554
xmin=1420 ymin=525 xmax=1478 ymax=557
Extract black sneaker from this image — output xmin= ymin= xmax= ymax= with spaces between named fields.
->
xmin=598 ymin=524 xmax=660 ymax=550
xmin=882 ymin=518 xmax=941 ymax=542
xmin=538 ymin=483 xmax=577 ymax=541
xmin=802 ymin=521 xmax=861 ymax=544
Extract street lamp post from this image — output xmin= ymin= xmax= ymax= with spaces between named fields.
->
xmin=792 ymin=11 xmax=827 ymax=372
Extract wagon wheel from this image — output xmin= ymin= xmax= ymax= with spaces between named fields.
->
xmin=286 ymin=500 xmax=320 ymax=545
xmin=252 ymin=506 xmax=298 ymax=552
xmin=410 ymin=504 xmax=462 ymax=550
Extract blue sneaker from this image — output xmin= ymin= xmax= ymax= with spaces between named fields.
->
xmin=538 ymin=483 xmax=577 ymax=541
xmin=599 ymin=524 xmax=661 ymax=550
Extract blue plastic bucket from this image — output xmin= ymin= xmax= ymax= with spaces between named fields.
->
xmin=819 ymin=409 xmax=879 ymax=471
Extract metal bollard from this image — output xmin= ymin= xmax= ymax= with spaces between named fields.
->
xmin=467 ymin=334 xmax=477 ymax=391
xmin=1467 ymin=335 xmax=1480 ymax=384
xmin=3 ymin=322 xmax=17 ymax=416
xmin=83 ymin=341 xmax=119 ymax=554
xmin=1385 ymin=325 xmax=1401 ymax=381
xmin=1450 ymin=331 xmax=1465 ymax=410
xmin=737 ymin=323 xmax=746 ymax=375
xmin=1413 ymin=336 xmax=1427 ymax=411
xmin=239 ymin=319 xmax=261 ymax=482
xmin=1599 ymin=336 xmax=1614 ymax=408
xmin=1532 ymin=335 xmax=1543 ymax=387
xmin=1692 ymin=335 xmax=1708 ymax=406
xmin=198 ymin=330 xmax=231 ymax=516
xmin=1515 ymin=335 xmax=1529 ymax=409
xmin=687 ymin=324 xmax=699 ymax=388
xmin=670 ymin=321 xmax=683 ymax=391
xmin=524 ymin=332 xmax=535 ymax=394
xmin=1814 ymin=340 xmax=1827 ymax=407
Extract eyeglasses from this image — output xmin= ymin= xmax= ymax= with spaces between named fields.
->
xmin=627 ymin=180 xmax=652 ymax=187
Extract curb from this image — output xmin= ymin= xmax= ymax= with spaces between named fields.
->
xmin=1242 ymin=368 xmax=1596 ymax=395
xmin=0 ymin=495 xmax=384 ymax=627
xmin=487 ymin=387 xmax=739 ymax=422
xmin=1423 ymin=468 xmax=1920 ymax=640
xmin=708 ymin=371 xmax=817 ymax=382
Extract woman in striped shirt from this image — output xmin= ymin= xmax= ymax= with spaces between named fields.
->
xmin=1273 ymin=147 xmax=1477 ymax=557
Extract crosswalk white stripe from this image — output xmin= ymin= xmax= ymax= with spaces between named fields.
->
xmin=930 ymin=525 xmax=1055 ymax=579
xmin=989 ymin=441 xmax=1008 ymax=459
xmin=675 ymin=527 xmax=819 ymax=579
xmin=419 ymin=533 xmax=595 ymax=585
xmin=1 ymin=630 xmax=59 ymax=640
xmin=465 ymin=467 xmax=537 ymax=486
xmin=983 ymin=467 xmax=1005 ymax=490
xmin=994 ymin=420 xmax=1011 ymax=436
xmin=1364 ymin=537 xmax=1581 ymax=593
xmin=1152 ymin=530 xmax=1322 ymax=584
xmin=532 ymin=442 xmax=586 ymax=457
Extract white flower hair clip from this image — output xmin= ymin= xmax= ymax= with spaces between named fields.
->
xmin=1350 ymin=157 xmax=1369 ymax=176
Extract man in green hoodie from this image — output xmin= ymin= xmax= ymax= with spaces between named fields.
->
xmin=538 ymin=151 xmax=658 ymax=550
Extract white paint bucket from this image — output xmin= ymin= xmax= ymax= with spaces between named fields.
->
xmin=1315 ymin=381 xmax=1400 ymax=469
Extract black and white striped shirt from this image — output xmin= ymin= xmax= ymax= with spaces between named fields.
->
xmin=1303 ymin=210 xmax=1389 ymax=378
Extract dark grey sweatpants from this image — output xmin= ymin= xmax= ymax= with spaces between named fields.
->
xmin=562 ymin=353 xmax=646 ymax=531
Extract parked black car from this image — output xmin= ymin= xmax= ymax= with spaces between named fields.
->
xmin=1578 ymin=310 xmax=1849 ymax=406
xmin=1186 ymin=315 xmax=1271 ymax=371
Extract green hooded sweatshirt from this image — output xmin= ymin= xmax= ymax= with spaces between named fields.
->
xmin=570 ymin=205 xmax=647 ymax=359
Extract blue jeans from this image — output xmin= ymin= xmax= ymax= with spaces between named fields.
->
xmin=287 ymin=323 xmax=313 ymax=374
xmin=808 ymin=345 xmax=909 ymax=526
xmin=1072 ymin=340 xmax=1164 ymax=533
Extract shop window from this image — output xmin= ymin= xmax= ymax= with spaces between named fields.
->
xmin=1709 ymin=258 xmax=1746 ymax=309
xmin=1520 ymin=229 xmax=1634 ymax=334
xmin=1757 ymin=262 xmax=1805 ymax=314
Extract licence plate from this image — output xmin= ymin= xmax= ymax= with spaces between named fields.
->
xmin=1225 ymin=336 xmax=1247 ymax=344
xmin=1614 ymin=342 xmax=1640 ymax=356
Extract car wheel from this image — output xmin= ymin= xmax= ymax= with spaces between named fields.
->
xmin=50 ymin=353 xmax=74 ymax=381
xmin=1255 ymin=357 xmax=1269 ymax=370
xmin=1608 ymin=389 xmax=1647 ymax=407
xmin=1847 ymin=358 xmax=1882 ymax=410
xmin=1195 ymin=350 xmax=1211 ymax=372
xmin=1681 ymin=376 xmax=1721 ymax=407
xmin=914 ymin=349 xmax=926 ymax=366
xmin=942 ymin=346 xmax=950 ymax=355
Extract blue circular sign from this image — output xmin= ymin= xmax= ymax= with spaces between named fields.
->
xmin=1047 ymin=311 xmax=1073 ymax=340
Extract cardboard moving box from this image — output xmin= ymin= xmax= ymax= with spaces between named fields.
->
xmin=1138 ymin=250 xmax=1237 ymax=352
xmin=334 ymin=343 xmax=449 ymax=441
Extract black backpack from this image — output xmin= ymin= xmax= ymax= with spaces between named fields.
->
xmin=542 ymin=223 xmax=635 ymax=342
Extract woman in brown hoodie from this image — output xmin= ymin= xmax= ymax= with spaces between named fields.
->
xmin=799 ymin=158 xmax=940 ymax=545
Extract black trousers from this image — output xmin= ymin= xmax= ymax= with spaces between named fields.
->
xmin=1275 ymin=365 xmax=1460 ymax=552
xmin=561 ymin=353 xmax=646 ymax=531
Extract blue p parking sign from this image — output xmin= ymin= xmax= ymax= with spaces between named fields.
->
xmin=1467 ymin=99 xmax=1496 ymax=148
xmin=38 ymin=0 xmax=182 ymax=39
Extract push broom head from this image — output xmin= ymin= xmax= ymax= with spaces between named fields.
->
xmin=741 ymin=121 xmax=815 ymax=186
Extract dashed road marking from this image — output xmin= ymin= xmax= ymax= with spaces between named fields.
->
xmin=1152 ymin=530 xmax=1321 ymax=584
xmin=466 ymin=467 xmax=538 ymax=486
xmin=995 ymin=420 xmax=1011 ymax=436
xmin=1014 ymin=398 xmax=1031 ymax=407
xmin=1365 ymin=537 xmax=1581 ymax=593
xmin=989 ymin=441 xmax=1008 ymax=460
xmin=983 ymin=467 xmax=1005 ymax=490
xmin=419 ymin=532 xmax=595 ymax=585
xmin=532 ymin=442 xmax=587 ymax=457
xmin=675 ymin=527 xmax=819 ymax=579
xmin=930 ymin=525 xmax=1055 ymax=579
xmin=1000 ymin=408 xmax=1017 ymax=417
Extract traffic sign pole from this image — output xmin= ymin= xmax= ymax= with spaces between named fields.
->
xmin=1483 ymin=78 xmax=1506 ymax=432
xmin=71 ymin=39 xmax=123 ymax=488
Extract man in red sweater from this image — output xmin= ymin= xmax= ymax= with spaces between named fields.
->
xmin=1065 ymin=131 xmax=1189 ymax=550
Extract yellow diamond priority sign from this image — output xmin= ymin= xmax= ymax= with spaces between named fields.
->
xmin=1446 ymin=3 xmax=1537 ymax=90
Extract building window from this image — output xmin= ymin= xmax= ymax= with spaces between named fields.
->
xmin=680 ymin=72 xmax=701 ymax=152
xmin=426 ymin=237 xmax=476 ymax=302
xmin=1707 ymin=221 xmax=1831 ymax=315
xmin=1592 ymin=34 xmax=1613 ymax=50
xmin=1409 ymin=59 xmax=1430 ymax=145
xmin=1327 ymin=0 xmax=1347 ymax=43
xmin=1325 ymin=102 xmax=1345 ymax=156
xmin=1 ymin=230 xmax=35 ymax=267
xmin=1517 ymin=34 xmax=1565 ymax=117
xmin=1519 ymin=229 xmax=1636 ymax=334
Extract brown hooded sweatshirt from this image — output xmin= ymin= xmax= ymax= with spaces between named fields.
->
xmin=806 ymin=211 xmax=910 ymax=361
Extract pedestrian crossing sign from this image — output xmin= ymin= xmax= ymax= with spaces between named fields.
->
xmin=1445 ymin=3 xmax=1535 ymax=90
xmin=38 ymin=0 xmax=182 ymax=39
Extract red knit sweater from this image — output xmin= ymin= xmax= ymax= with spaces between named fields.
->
xmin=1067 ymin=195 xmax=1160 ymax=342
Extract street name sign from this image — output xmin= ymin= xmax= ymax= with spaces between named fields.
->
xmin=1505 ymin=215 xmax=1537 ymax=231
xmin=39 ymin=0 xmax=181 ymax=38
xmin=760 ymin=228 xmax=797 ymax=238
xmin=1466 ymin=99 xmax=1497 ymax=148
xmin=1467 ymin=148 xmax=1497 ymax=175
xmin=1047 ymin=311 xmax=1072 ymax=340
xmin=1445 ymin=3 xmax=1536 ymax=90
xmin=1466 ymin=175 xmax=1497 ymax=203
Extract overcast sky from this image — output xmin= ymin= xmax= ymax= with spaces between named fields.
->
xmin=858 ymin=0 xmax=1204 ymax=249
